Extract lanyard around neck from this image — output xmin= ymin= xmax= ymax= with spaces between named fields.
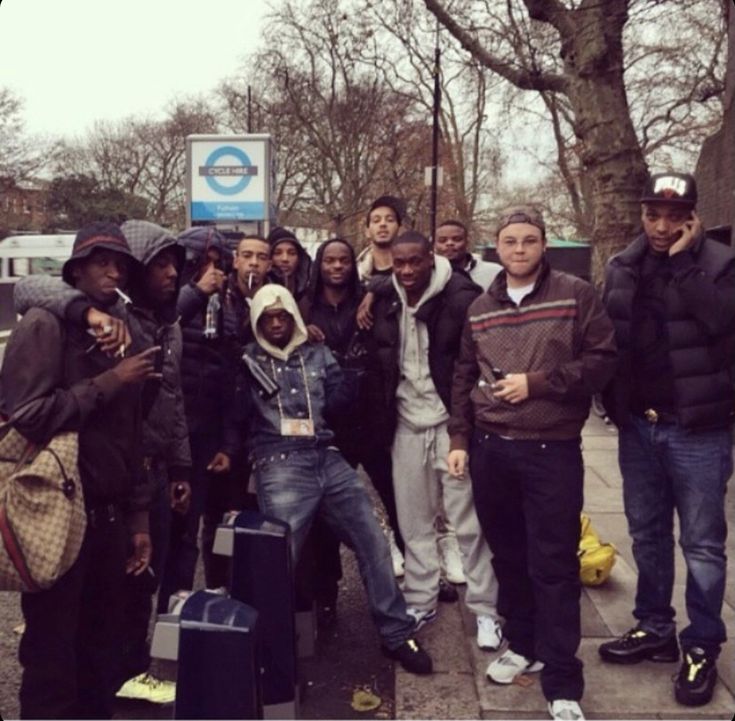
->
xmin=270 ymin=349 xmax=313 ymax=422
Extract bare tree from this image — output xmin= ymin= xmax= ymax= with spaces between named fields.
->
xmin=0 ymin=87 xmax=46 ymax=181
xmin=423 ymin=0 xmax=726 ymax=278
xmin=218 ymin=0 xmax=431 ymax=245
xmin=50 ymin=99 xmax=218 ymax=228
xmin=359 ymin=0 xmax=505 ymax=240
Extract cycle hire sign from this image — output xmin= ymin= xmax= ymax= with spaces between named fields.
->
xmin=187 ymin=135 xmax=273 ymax=223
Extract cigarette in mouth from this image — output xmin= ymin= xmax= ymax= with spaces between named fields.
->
xmin=248 ymin=273 xmax=254 ymax=290
xmin=115 ymin=288 xmax=133 ymax=305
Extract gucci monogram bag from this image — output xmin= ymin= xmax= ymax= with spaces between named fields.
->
xmin=0 ymin=423 xmax=86 ymax=592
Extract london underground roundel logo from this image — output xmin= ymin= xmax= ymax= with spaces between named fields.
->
xmin=200 ymin=146 xmax=258 ymax=195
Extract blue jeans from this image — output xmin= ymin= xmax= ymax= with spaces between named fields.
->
xmin=619 ymin=415 xmax=732 ymax=655
xmin=253 ymin=445 xmax=414 ymax=650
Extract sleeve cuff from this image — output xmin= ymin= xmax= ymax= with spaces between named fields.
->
xmin=525 ymin=370 xmax=547 ymax=398
xmin=66 ymin=298 xmax=93 ymax=326
xmin=449 ymin=434 xmax=469 ymax=452
xmin=126 ymin=510 xmax=150 ymax=535
xmin=92 ymin=369 xmax=125 ymax=403
xmin=167 ymin=465 xmax=191 ymax=484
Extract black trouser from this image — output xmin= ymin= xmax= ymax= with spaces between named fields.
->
xmin=19 ymin=507 xmax=127 ymax=719
xmin=156 ymin=432 xmax=250 ymax=613
xmin=470 ymin=430 xmax=584 ymax=702
xmin=120 ymin=461 xmax=171 ymax=681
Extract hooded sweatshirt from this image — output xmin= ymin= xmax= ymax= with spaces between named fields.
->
xmin=299 ymin=239 xmax=364 ymax=363
xmin=267 ymin=229 xmax=312 ymax=301
xmin=393 ymin=254 xmax=453 ymax=429
xmin=12 ymin=220 xmax=192 ymax=479
xmin=242 ymin=285 xmax=356 ymax=453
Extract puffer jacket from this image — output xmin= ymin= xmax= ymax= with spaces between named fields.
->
xmin=176 ymin=227 xmax=233 ymax=433
xmin=367 ymin=264 xmax=481 ymax=448
xmin=603 ymin=232 xmax=735 ymax=429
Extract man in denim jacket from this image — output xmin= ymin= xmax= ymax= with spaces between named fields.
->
xmin=235 ymin=284 xmax=432 ymax=675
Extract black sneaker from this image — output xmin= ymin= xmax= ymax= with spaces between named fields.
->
xmin=674 ymin=647 xmax=717 ymax=707
xmin=438 ymin=578 xmax=459 ymax=603
xmin=599 ymin=627 xmax=679 ymax=664
xmin=382 ymin=637 xmax=433 ymax=675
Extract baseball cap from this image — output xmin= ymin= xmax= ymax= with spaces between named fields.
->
xmin=495 ymin=205 xmax=546 ymax=237
xmin=640 ymin=172 xmax=697 ymax=207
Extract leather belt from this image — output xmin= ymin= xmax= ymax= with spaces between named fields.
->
xmin=642 ymin=408 xmax=676 ymax=424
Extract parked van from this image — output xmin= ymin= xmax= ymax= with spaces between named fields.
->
xmin=0 ymin=234 xmax=75 ymax=331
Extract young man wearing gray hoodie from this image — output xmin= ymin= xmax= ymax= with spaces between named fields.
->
xmin=232 ymin=284 xmax=433 ymax=675
xmin=366 ymin=231 xmax=502 ymax=650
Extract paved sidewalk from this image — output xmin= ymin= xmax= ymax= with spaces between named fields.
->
xmin=395 ymin=414 xmax=735 ymax=720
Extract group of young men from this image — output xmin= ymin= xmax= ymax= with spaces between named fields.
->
xmin=0 ymin=170 xmax=732 ymax=721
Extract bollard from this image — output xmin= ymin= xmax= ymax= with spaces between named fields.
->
xmin=228 ymin=510 xmax=298 ymax=720
xmin=175 ymin=590 xmax=262 ymax=720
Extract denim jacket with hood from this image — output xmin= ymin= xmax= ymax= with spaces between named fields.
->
xmin=241 ymin=285 xmax=357 ymax=459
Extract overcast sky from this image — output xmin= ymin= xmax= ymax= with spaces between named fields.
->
xmin=0 ymin=0 xmax=269 ymax=138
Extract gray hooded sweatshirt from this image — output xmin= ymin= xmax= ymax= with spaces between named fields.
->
xmin=393 ymin=254 xmax=453 ymax=430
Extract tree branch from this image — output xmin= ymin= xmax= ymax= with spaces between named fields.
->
xmin=423 ymin=0 xmax=567 ymax=92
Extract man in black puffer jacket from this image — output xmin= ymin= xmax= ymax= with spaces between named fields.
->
xmin=367 ymin=231 xmax=501 ymax=650
xmin=599 ymin=172 xmax=735 ymax=709
xmin=166 ymin=227 xmax=240 ymax=606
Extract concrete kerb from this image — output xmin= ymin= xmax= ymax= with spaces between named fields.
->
xmin=393 ymin=414 xmax=735 ymax=720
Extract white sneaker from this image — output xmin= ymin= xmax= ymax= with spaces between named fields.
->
xmin=387 ymin=529 xmax=405 ymax=578
xmin=476 ymin=615 xmax=503 ymax=651
xmin=406 ymin=606 xmax=438 ymax=632
xmin=486 ymin=649 xmax=544 ymax=684
xmin=548 ymin=699 xmax=584 ymax=720
xmin=437 ymin=533 xmax=465 ymax=584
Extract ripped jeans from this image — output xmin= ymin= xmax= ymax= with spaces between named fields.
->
xmin=252 ymin=444 xmax=414 ymax=650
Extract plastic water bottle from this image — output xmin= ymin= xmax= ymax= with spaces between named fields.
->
xmin=204 ymin=293 xmax=221 ymax=339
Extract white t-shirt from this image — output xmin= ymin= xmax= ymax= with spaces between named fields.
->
xmin=507 ymin=282 xmax=535 ymax=306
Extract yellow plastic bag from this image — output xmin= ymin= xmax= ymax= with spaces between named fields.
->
xmin=578 ymin=514 xmax=616 ymax=586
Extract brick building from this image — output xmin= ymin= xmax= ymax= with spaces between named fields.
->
xmin=0 ymin=178 xmax=50 ymax=236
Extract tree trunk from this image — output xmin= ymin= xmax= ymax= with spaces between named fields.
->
xmin=558 ymin=0 xmax=648 ymax=284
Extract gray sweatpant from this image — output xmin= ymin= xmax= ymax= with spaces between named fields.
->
xmin=391 ymin=419 xmax=499 ymax=617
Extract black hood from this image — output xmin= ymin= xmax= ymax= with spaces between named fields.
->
xmin=305 ymin=238 xmax=361 ymax=306
xmin=121 ymin=219 xmax=185 ymax=322
xmin=177 ymin=226 xmax=233 ymax=285
xmin=267 ymin=235 xmax=312 ymax=300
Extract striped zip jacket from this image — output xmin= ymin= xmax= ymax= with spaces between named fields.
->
xmin=448 ymin=260 xmax=617 ymax=448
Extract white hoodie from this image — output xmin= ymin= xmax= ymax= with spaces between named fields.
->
xmin=250 ymin=284 xmax=309 ymax=360
xmin=393 ymin=254 xmax=453 ymax=430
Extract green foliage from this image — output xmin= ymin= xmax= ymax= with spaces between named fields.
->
xmin=46 ymin=173 xmax=149 ymax=227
